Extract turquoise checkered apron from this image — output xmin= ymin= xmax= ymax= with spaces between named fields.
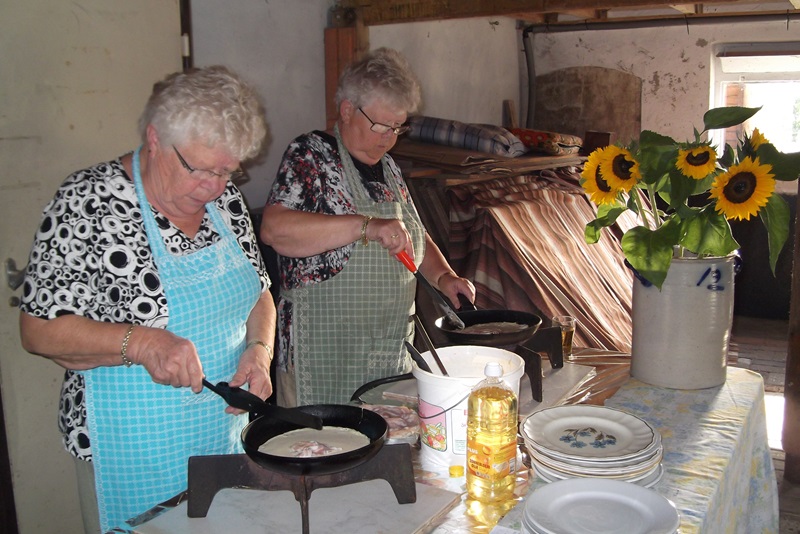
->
xmin=83 ymin=146 xmax=260 ymax=532
xmin=284 ymin=126 xmax=426 ymax=405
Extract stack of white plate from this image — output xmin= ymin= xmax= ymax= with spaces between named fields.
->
xmin=521 ymin=478 xmax=680 ymax=534
xmin=521 ymin=405 xmax=663 ymax=487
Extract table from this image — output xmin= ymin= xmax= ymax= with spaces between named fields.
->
xmin=492 ymin=366 xmax=779 ymax=534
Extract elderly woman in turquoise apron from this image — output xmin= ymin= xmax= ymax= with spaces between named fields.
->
xmin=261 ymin=48 xmax=475 ymax=407
xmin=18 ymin=66 xmax=274 ymax=533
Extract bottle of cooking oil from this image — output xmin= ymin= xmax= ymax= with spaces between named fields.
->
xmin=466 ymin=361 xmax=518 ymax=503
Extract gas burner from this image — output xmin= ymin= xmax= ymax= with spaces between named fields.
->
xmin=187 ymin=444 xmax=415 ymax=534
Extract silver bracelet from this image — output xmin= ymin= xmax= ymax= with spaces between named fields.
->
xmin=120 ymin=325 xmax=135 ymax=367
xmin=246 ymin=339 xmax=273 ymax=360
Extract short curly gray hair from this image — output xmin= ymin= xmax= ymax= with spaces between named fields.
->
xmin=138 ymin=65 xmax=267 ymax=161
xmin=335 ymin=48 xmax=421 ymax=113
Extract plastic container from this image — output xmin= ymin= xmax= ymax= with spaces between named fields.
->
xmin=412 ymin=346 xmax=524 ymax=469
xmin=466 ymin=361 xmax=518 ymax=503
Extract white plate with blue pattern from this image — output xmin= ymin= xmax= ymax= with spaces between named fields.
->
xmin=522 ymin=405 xmax=657 ymax=462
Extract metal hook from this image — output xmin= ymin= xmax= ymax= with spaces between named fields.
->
xmin=5 ymin=258 xmax=26 ymax=290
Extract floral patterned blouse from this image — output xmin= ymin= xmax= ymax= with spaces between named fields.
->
xmin=265 ymin=130 xmax=413 ymax=369
xmin=19 ymin=156 xmax=270 ymax=460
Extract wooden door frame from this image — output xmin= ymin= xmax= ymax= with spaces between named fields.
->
xmin=0 ymin=383 xmax=19 ymax=534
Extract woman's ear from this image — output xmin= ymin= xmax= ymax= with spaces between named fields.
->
xmin=145 ymin=124 xmax=161 ymax=153
xmin=340 ymin=100 xmax=354 ymax=124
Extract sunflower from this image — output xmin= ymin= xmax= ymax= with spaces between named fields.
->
xmin=749 ymin=128 xmax=768 ymax=150
xmin=709 ymin=156 xmax=775 ymax=221
xmin=581 ymin=147 xmax=619 ymax=205
xmin=598 ymin=145 xmax=641 ymax=192
xmin=675 ymin=145 xmax=717 ymax=179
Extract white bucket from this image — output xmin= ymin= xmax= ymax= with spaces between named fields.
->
xmin=412 ymin=346 xmax=525 ymax=470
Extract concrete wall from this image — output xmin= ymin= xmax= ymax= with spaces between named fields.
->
xmin=530 ymin=17 xmax=800 ymax=141
xmin=191 ymin=0 xmax=523 ymax=209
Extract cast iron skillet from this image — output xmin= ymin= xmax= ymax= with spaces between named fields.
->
xmin=434 ymin=298 xmax=543 ymax=347
xmin=241 ymin=404 xmax=388 ymax=476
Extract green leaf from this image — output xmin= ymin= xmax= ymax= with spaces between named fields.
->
xmin=621 ymin=220 xmax=682 ymax=289
xmin=718 ymin=143 xmax=735 ymax=168
xmin=760 ymin=194 xmax=790 ymax=274
xmin=756 ymin=144 xmax=800 ymax=182
xmin=638 ymin=131 xmax=676 ymax=185
xmin=679 ymin=206 xmax=739 ymax=256
xmin=703 ymin=106 xmax=761 ymax=131
xmin=584 ymin=204 xmax=628 ymax=244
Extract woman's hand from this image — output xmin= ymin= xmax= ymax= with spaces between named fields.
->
xmin=365 ymin=217 xmax=413 ymax=256
xmin=437 ymin=272 xmax=476 ymax=311
xmin=128 ymin=327 xmax=206 ymax=393
xmin=227 ymin=343 xmax=273 ymax=415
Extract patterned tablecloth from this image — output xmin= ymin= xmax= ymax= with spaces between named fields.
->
xmin=427 ymin=366 xmax=779 ymax=534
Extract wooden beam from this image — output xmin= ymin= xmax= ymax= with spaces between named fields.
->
xmin=670 ymin=4 xmax=701 ymax=14
xmin=337 ymin=0 xmax=777 ymax=26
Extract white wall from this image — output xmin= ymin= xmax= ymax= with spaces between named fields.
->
xmin=191 ymin=0 xmax=523 ymax=208
xmin=0 ymin=2 xmax=181 ymax=532
xmin=531 ymin=18 xmax=800 ymax=141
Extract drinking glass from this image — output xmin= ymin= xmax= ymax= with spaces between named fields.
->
xmin=552 ymin=315 xmax=577 ymax=361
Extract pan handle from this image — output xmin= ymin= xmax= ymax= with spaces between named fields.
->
xmin=457 ymin=293 xmax=477 ymax=311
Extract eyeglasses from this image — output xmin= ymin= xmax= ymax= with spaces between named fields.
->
xmin=172 ymin=146 xmax=244 ymax=181
xmin=358 ymin=108 xmax=410 ymax=136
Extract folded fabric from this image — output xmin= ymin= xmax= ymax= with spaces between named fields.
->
xmin=407 ymin=115 xmax=528 ymax=158
xmin=510 ymin=128 xmax=583 ymax=156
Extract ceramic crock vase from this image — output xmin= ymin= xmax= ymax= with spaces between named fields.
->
xmin=630 ymin=253 xmax=739 ymax=389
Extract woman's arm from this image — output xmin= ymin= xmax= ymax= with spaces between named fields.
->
xmin=19 ymin=312 xmax=205 ymax=392
xmin=260 ymin=204 xmax=415 ymax=259
xmin=228 ymin=291 xmax=276 ymax=406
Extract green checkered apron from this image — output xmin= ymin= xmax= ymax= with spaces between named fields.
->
xmin=83 ymin=146 xmax=260 ymax=532
xmin=284 ymin=127 xmax=426 ymax=405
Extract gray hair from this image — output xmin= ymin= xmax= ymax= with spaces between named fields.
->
xmin=335 ymin=48 xmax=421 ymax=113
xmin=138 ymin=65 xmax=267 ymax=161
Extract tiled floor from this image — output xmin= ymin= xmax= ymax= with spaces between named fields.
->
xmin=729 ymin=315 xmax=799 ymax=533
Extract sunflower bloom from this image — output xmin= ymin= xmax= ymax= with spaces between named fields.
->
xmin=676 ymin=145 xmax=716 ymax=179
xmin=709 ymin=156 xmax=775 ymax=221
xmin=581 ymin=148 xmax=620 ymax=205
xmin=598 ymin=146 xmax=641 ymax=192
xmin=750 ymin=128 xmax=768 ymax=150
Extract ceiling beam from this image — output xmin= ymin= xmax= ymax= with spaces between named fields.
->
xmin=336 ymin=0 xmax=778 ymax=26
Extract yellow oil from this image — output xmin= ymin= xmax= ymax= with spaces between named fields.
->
xmin=466 ymin=382 xmax=518 ymax=503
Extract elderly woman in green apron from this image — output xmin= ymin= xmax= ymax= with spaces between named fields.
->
xmin=18 ymin=66 xmax=274 ymax=533
xmin=261 ymin=48 xmax=475 ymax=407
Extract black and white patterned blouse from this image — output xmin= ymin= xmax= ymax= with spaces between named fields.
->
xmin=19 ymin=155 xmax=270 ymax=460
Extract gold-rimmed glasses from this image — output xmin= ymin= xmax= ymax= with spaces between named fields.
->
xmin=358 ymin=108 xmax=410 ymax=136
xmin=172 ymin=146 xmax=244 ymax=181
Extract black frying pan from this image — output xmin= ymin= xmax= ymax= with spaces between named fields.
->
xmin=241 ymin=404 xmax=388 ymax=476
xmin=434 ymin=298 xmax=542 ymax=347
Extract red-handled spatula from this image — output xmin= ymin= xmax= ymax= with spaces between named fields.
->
xmin=396 ymin=250 xmax=465 ymax=330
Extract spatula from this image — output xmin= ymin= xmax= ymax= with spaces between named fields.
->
xmin=396 ymin=250 xmax=465 ymax=330
xmin=202 ymin=379 xmax=323 ymax=430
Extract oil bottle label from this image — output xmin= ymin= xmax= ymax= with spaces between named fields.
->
xmin=466 ymin=439 xmax=517 ymax=479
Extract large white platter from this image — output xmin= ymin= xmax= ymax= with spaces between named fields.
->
xmin=522 ymin=405 xmax=656 ymax=461
xmin=524 ymin=478 xmax=680 ymax=534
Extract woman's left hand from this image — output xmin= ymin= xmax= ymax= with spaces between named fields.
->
xmin=227 ymin=343 xmax=273 ymax=415
xmin=437 ymin=272 xmax=476 ymax=311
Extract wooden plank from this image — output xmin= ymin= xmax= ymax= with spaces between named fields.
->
xmin=338 ymin=0 xmax=784 ymax=26
xmin=786 ymin=185 xmax=800 ymax=483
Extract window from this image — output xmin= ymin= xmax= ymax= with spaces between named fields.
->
xmin=712 ymin=42 xmax=800 ymax=192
